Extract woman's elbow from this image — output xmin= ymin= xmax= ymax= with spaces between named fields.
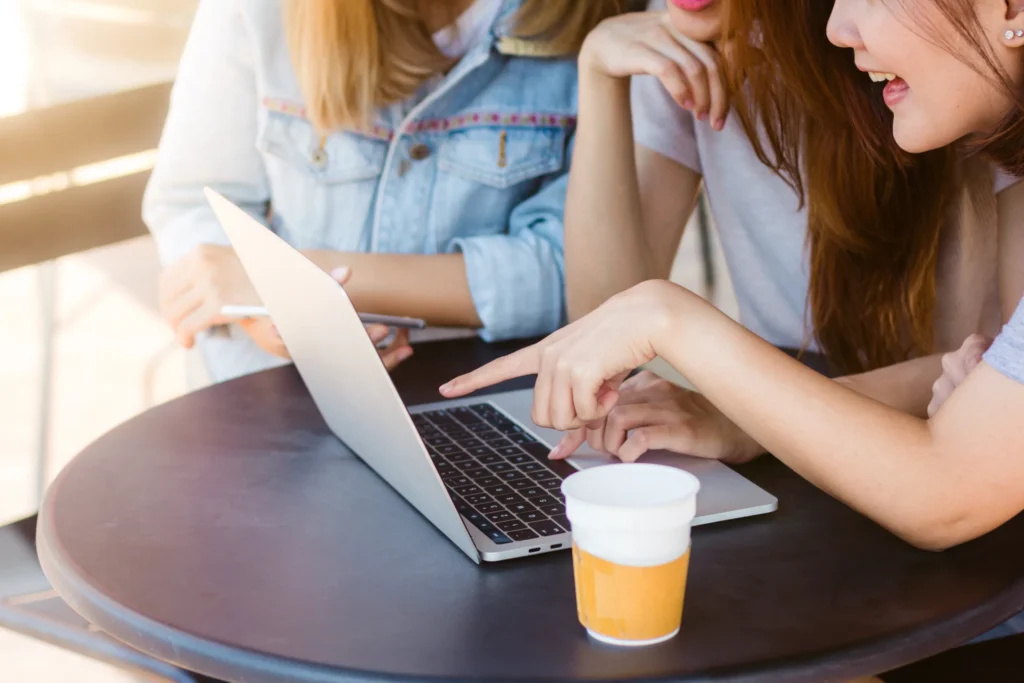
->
xmin=892 ymin=510 xmax=1001 ymax=552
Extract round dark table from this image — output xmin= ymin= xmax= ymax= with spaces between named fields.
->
xmin=37 ymin=338 xmax=1024 ymax=683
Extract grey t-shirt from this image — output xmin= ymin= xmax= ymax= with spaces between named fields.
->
xmin=631 ymin=5 xmax=1016 ymax=350
xmin=985 ymin=297 xmax=1024 ymax=384
xmin=632 ymin=71 xmax=816 ymax=350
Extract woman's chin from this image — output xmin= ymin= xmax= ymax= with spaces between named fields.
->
xmin=892 ymin=122 xmax=937 ymax=155
xmin=892 ymin=115 xmax=969 ymax=155
xmin=666 ymin=5 xmax=723 ymax=43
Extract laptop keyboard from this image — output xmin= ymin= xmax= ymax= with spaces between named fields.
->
xmin=412 ymin=403 xmax=573 ymax=546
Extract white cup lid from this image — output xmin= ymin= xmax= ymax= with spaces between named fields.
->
xmin=562 ymin=463 xmax=700 ymax=531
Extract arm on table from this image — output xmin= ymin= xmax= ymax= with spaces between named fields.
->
xmin=442 ymin=281 xmax=1024 ymax=551
xmin=304 ymin=251 xmax=481 ymax=329
xmin=655 ymin=288 xmax=1024 ymax=551
xmin=306 ymin=155 xmax=572 ymax=339
xmin=836 ymin=355 xmax=942 ymax=418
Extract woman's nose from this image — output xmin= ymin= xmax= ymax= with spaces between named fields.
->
xmin=827 ymin=0 xmax=865 ymax=50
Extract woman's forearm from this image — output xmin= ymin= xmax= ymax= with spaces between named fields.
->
xmin=565 ymin=70 xmax=653 ymax=321
xmin=654 ymin=286 xmax=1011 ymax=549
xmin=730 ymin=355 xmax=942 ymax=458
xmin=304 ymin=250 xmax=482 ymax=328
xmin=837 ymin=354 xmax=942 ymax=417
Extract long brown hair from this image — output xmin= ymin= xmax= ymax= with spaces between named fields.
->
xmin=286 ymin=0 xmax=631 ymax=132
xmin=725 ymin=0 xmax=963 ymax=373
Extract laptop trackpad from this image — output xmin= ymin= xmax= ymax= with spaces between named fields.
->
xmin=488 ymin=389 xmax=777 ymax=525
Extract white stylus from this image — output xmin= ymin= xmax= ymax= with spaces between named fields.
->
xmin=219 ymin=305 xmax=426 ymax=330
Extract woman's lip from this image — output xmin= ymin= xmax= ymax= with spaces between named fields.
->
xmin=883 ymin=77 xmax=909 ymax=107
xmin=669 ymin=0 xmax=717 ymax=12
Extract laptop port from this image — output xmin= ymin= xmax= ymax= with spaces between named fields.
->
xmin=550 ymin=544 xmax=563 ymax=549
xmin=528 ymin=547 xmax=541 ymax=554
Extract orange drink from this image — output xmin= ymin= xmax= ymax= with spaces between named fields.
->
xmin=561 ymin=464 xmax=699 ymax=647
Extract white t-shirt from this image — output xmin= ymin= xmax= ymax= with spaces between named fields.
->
xmin=632 ymin=7 xmax=1017 ymax=350
xmin=433 ymin=0 xmax=503 ymax=58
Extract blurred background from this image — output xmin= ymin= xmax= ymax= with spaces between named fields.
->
xmin=0 ymin=0 xmax=734 ymax=678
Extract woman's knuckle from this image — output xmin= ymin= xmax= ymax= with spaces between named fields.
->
xmin=569 ymin=364 xmax=588 ymax=383
xmin=940 ymin=352 xmax=956 ymax=372
xmin=655 ymin=59 xmax=677 ymax=80
xmin=683 ymin=59 xmax=705 ymax=77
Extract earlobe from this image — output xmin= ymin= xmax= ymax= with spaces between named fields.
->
xmin=1001 ymin=0 xmax=1024 ymax=41
xmin=1001 ymin=0 xmax=1024 ymax=46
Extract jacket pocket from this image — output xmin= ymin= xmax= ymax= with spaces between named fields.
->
xmin=258 ymin=110 xmax=386 ymax=183
xmin=437 ymin=126 xmax=566 ymax=189
xmin=256 ymin=110 xmax=386 ymax=249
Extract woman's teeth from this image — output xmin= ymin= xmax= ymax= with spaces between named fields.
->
xmin=868 ymin=72 xmax=898 ymax=83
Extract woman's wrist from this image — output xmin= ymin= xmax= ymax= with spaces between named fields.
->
xmin=578 ymin=40 xmax=630 ymax=93
xmin=644 ymin=281 xmax=705 ymax=363
xmin=578 ymin=67 xmax=630 ymax=99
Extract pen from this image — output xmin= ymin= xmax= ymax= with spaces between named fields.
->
xmin=219 ymin=305 xmax=426 ymax=330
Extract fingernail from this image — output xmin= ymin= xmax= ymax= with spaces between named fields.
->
xmin=398 ymin=347 xmax=414 ymax=361
xmin=681 ymin=98 xmax=694 ymax=110
xmin=330 ymin=266 xmax=350 ymax=281
xmin=697 ymin=111 xmax=708 ymax=121
xmin=439 ymin=382 xmax=452 ymax=394
xmin=713 ymin=119 xmax=725 ymax=131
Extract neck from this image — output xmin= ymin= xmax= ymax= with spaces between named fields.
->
xmin=422 ymin=0 xmax=479 ymax=33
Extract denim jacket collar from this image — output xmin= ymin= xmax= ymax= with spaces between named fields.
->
xmin=493 ymin=0 xmax=525 ymax=38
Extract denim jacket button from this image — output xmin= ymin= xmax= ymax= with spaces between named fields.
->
xmin=311 ymin=147 xmax=328 ymax=169
xmin=409 ymin=143 xmax=432 ymax=161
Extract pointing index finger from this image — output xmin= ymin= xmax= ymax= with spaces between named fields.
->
xmin=439 ymin=346 xmax=541 ymax=398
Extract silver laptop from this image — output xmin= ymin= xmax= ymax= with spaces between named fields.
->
xmin=205 ymin=188 xmax=777 ymax=564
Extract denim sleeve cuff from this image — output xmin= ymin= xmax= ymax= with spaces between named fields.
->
xmin=450 ymin=233 xmax=564 ymax=342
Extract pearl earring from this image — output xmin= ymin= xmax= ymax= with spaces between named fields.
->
xmin=1006 ymin=29 xmax=1016 ymax=40
xmin=1017 ymin=29 xmax=1024 ymax=38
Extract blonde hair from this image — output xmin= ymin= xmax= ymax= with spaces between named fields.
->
xmin=286 ymin=0 xmax=632 ymax=131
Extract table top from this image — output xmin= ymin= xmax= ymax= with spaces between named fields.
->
xmin=37 ymin=338 xmax=1024 ymax=683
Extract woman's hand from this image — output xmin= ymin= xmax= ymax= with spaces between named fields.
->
xmin=548 ymin=370 xmax=765 ymax=464
xmin=927 ymin=334 xmax=993 ymax=417
xmin=158 ymin=244 xmax=256 ymax=348
xmin=580 ymin=11 xmax=728 ymax=128
xmin=237 ymin=320 xmax=412 ymax=369
xmin=233 ymin=267 xmax=414 ymax=371
xmin=367 ymin=325 xmax=414 ymax=371
xmin=441 ymin=280 xmax=693 ymax=430
xmin=237 ymin=317 xmax=288 ymax=358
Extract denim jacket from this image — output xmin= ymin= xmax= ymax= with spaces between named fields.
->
xmin=143 ymin=0 xmax=578 ymax=382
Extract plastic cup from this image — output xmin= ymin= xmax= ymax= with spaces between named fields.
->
xmin=562 ymin=463 xmax=700 ymax=647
